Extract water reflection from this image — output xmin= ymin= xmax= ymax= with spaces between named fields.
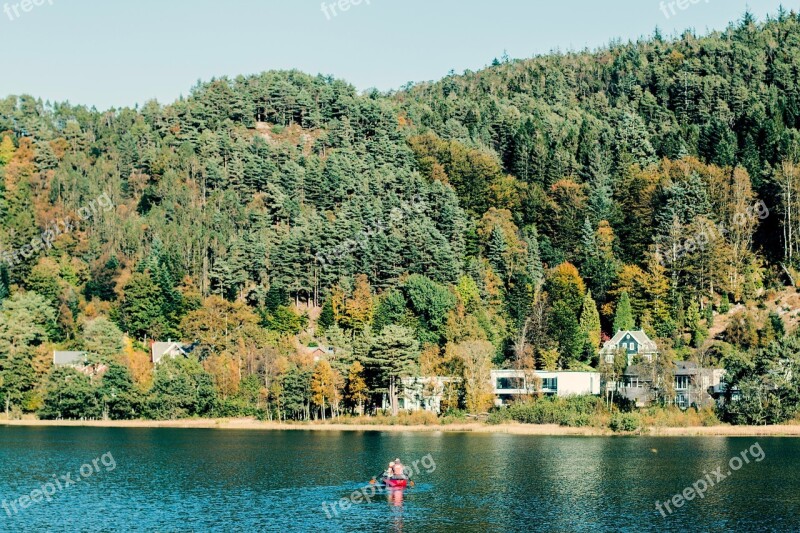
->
xmin=388 ymin=487 xmax=405 ymax=532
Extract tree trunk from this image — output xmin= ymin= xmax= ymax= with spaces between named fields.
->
xmin=390 ymin=375 xmax=398 ymax=416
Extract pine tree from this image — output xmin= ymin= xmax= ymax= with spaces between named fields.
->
xmin=118 ymin=273 xmax=165 ymax=340
xmin=318 ymin=299 xmax=335 ymax=333
xmin=364 ymin=325 xmax=419 ymax=416
xmin=579 ymin=217 xmax=599 ymax=284
xmin=586 ymin=149 xmax=615 ymax=226
xmin=486 ymin=225 xmax=508 ymax=280
xmin=613 ymin=292 xmax=635 ymax=332
xmin=719 ymin=294 xmax=731 ymax=314
xmin=523 ymin=226 xmax=544 ymax=290
xmin=579 ymin=290 xmax=601 ymax=358
xmin=686 ymin=300 xmax=707 ymax=348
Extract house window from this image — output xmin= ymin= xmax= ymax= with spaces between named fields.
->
xmin=497 ymin=377 xmax=524 ymax=390
xmin=541 ymin=377 xmax=558 ymax=391
xmin=676 ymin=393 xmax=688 ymax=409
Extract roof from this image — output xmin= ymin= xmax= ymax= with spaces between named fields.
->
xmin=306 ymin=346 xmax=334 ymax=355
xmin=601 ymin=330 xmax=659 ymax=354
xmin=623 ymin=364 xmax=653 ymax=379
xmin=53 ymin=351 xmax=88 ymax=366
xmin=675 ymin=361 xmax=700 ymax=376
xmin=625 ymin=361 xmax=724 ymax=378
xmin=151 ymin=342 xmax=188 ymax=364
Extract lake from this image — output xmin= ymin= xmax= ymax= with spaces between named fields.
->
xmin=0 ymin=427 xmax=798 ymax=532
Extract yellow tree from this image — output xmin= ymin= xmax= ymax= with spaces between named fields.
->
xmin=204 ymin=353 xmax=240 ymax=400
xmin=448 ymin=340 xmax=495 ymax=414
xmin=645 ymin=249 xmax=672 ymax=328
xmin=329 ymin=284 xmax=347 ymax=324
xmin=344 ymin=274 xmax=374 ymax=330
xmin=121 ymin=335 xmax=152 ymax=390
xmin=545 ymin=262 xmax=586 ymax=316
xmin=345 ymin=360 xmax=368 ymax=415
xmin=0 ymin=135 xmax=15 ymax=166
xmin=180 ymin=295 xmax=260 ymax=356
xmin=3 ymin=136 xmax=35 ymax=194
xmin=605 ymin=264 xmax=648 ymax=319
xmin=311 ymin=359 xmax=336 ymax=420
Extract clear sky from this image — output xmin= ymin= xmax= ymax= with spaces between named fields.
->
xmin=0 ymin=0 xmax=790 ymax=110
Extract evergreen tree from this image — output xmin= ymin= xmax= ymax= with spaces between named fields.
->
xmin=118 ymin=272 xmax=165 ymax=340
xmin=613 ymin=292 xmax=635 ymax=333
xmin=586 ymin=149 xmax=615 ymax=226
xmin=579 ymin=290 xmax=601 ymax=360
xmin=318 ymin=299 xmax=335 ymax=333
xmin=364 ymin=325 xmax=419 ymax=416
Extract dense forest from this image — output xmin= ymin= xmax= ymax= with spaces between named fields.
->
xmin=2 ymin=10 xmax=800 ymax=424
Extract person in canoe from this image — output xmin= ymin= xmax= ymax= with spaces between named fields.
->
xmin=372 ymin=458 xmax=413 ymax=488
xmin=384 ymin=461 xmax=395 ymax=478
xmin=392 ymin=458 xmax=405 ymax=478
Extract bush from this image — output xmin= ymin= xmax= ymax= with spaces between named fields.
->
xmin=440 ymin=409 xmax=468 ymax=425
xmin=211 ymin=399 xmax=261 ymax=418
xmin=699 ymin=406 xmax=721 ymax=427
xmin=561 ymin=412 xmax=592 ymax=427
xmin=497 ymin=395 xmax=604 ymax=426
xmin=609 ymin=412 xmax=642 ymax=432
xmin=487 ymin=409 xmax=511 ymax=425
xmin=334 ymin=411 xmax=441 ymax=426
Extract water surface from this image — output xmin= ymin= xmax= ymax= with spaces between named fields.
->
xmin=0 ymin=427 xmax=797 ymax=531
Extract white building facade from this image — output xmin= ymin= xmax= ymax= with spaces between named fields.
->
xmin=491 ymin=369 xmax=601 ymax=406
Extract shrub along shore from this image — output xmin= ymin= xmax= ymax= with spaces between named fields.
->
xmin=6 ymin=395 xmax=800 ymax=436
xmin=3 ymin=417 xmax=800 ymax=437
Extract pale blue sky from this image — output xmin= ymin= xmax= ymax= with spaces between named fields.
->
xmin=0 ymin=0 xmax=790 ymax=110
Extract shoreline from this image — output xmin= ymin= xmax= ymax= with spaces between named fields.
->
xmin=2 ymin=418 xmax=800 ymax=436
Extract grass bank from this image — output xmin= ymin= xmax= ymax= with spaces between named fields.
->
xmin=3 ymin=417 xmax=800 ymax=436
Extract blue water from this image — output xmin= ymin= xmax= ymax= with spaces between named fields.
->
xmin=0 ymin=427 xmax=798 ymax=532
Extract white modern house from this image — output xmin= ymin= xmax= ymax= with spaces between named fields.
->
xmin=491 ymin=369 xmax=601 ymax=406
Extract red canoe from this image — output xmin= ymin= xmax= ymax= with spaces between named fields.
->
xmin=382 ymin=477 xmax=408 ymax=489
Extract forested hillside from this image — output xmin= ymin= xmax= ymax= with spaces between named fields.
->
xmin=2 ymin=10 xmax=800 ymax=423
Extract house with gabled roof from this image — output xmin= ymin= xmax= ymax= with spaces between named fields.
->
xmin=601 ymin=330 xmax=659 ymax=366
xmin=151 ymin=341 xmax=197 ymax=364
xmin=620 ymin=361 xmax=724 ymax=409
xmin=53 ymin=351 xmax=89 ymax=367
xmin=52 ymin=351 xmax=107 ymax=377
